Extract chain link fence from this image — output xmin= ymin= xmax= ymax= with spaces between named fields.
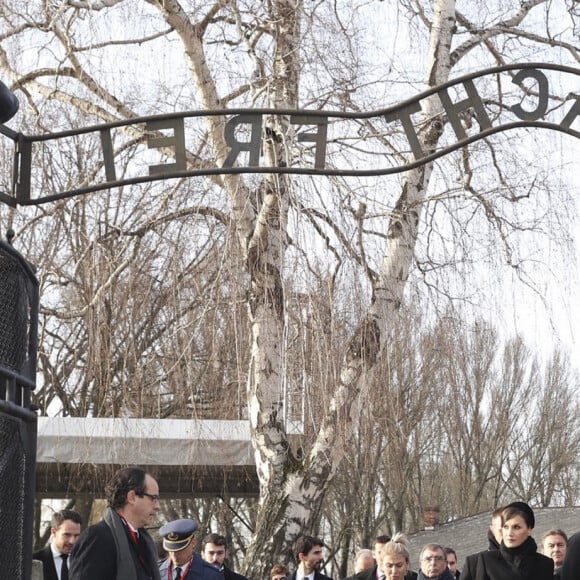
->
xmin=0 ymin=237 xmax=38 ymax=580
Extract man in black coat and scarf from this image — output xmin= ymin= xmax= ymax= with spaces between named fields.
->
xmin=417 ymin=545 xmax=455 ymax=580
xmin=202 ymin=533 xmax=249 ymax=580
xmin=70 ymin=466 xmax=162 ymax=580
xmin=460 ymin=507 xmax=504 ymax=574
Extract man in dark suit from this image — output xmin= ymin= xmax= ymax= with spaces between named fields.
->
xmin=33 ymin=509 xmax=82 ymax=580
xmin=69 ymin=466 xmax=161 ymax=580
xmin=417 ymin=545 xmax=454 ymax=580
xmin=460 ymin=507 xmax=503 ymax=574
xmin=444 ymin=548 xmax=460 ymax=580
xmin=285 ymin=535 xmax=334 ymax=580
xmin=541 ymin=529 xmax=568 ymax=578
xmin=202 ymin=532 xmax=249 ymax=580
xmin=344 ymin=535 xmax=391 ymax=580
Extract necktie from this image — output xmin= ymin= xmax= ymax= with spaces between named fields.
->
xmin=175 ymin=566 xmax=182 ymax=580
xmin=60 ymin=554 xmax=69 ymax=580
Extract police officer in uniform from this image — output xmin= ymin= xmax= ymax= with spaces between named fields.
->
xmin=159 ymin=519 xmax=224 ymax=580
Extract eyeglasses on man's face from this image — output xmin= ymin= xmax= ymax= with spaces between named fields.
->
xmin=422 ymin=556 xmax=445 ymax=562
xmin=139 ymin=492 xmax=161 ymax=502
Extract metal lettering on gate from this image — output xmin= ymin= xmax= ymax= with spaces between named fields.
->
xmin=0 ymin=63 xmax=578 ymax=207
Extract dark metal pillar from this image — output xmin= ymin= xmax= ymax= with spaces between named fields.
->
xmin=0 ymin=233 xmax=38 ymax=580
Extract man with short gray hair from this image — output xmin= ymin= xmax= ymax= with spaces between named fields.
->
xmin=418 ymin=545 xmax=454 ymax=580
xmin=353 ymin=550 xmax=375 ymax=575
xmin=542 ymin=529 xmax=568 ymax=578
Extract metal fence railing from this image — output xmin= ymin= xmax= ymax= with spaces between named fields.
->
xmin=0 ymin=236 xmax=38 ymax=580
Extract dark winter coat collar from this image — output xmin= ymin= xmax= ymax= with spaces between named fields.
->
xmin=500 ymin=536 xmax=539 ymax=575
xmin=417 ymin=567 xmax=455 ymax=580
xmin=487 ymin=529 xmax=500 ymax=550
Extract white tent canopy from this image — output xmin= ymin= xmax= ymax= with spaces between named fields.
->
xmin=37 ymin=417 xmax=255 ymax=466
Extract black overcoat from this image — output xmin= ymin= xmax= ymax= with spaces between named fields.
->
xmin=32 ymin=546 xmax=59 ymax=580
xmin=461 ymin=539 xmax=553 ymax=580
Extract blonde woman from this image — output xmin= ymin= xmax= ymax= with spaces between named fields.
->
xmin=380 ymin=533 xmax=417 ymax=580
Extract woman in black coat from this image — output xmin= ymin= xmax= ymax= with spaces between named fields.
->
xmin=461 ymin=502 xmax=553 ymax=580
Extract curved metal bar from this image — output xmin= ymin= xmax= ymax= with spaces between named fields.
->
xmin=12 ymin=121 xmax=578 ymax=206
xmin=0 ymin=62 xmax=577 ymax=139
xmin=0 ymin=62 xmax=577 ymax=206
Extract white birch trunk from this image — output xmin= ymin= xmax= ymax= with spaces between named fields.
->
xmin=146 ymin=0 xmax=456 ymax=574
xmin=244 ymin=0 xmax=458 ymax=576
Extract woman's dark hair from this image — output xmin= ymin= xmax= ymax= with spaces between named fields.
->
xmin=105 ymin=467 xmax=147 ymax=510
xmin=502 ymin=502 xmax=535 ymax=529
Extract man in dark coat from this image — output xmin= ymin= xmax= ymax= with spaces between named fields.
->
xmin=202 ymin=533 xmax=249 ymax=580
xmin=69 ymin=466 xmax=161 ymax=580
xmin=284 ymin=535 xmax=334 ymax=580
xmin=159 ymin=520 xmax=224 ymax=580
xmin=444 ymin=548 xmax=460 ymax=580
xmin=541 ymin=529 xmax=568 ymax=578
xmin=460 ymin=507 xmax=504 ymax=573
xmin=486 ymin=509 xmax=504 ymax=552
xmin=33 ymin=509 xmax=82 ymax=580
xmin=343 ymin=535 xmax=391 ymax=580
xmin=417 ymin=545 xmax=455 ymax=580
xmin=561 ymin=532 xmax=579 ymax=580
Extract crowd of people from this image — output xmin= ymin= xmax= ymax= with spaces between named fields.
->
xmin=33 ymin=467 xmax=580 ymax=580
xmin=336 ymin=502 xmax=577 ymax=580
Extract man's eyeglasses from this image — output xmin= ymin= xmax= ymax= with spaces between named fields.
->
xmin=423 ymin=556 xmax=445 ymax=563
xmin=139 ymin=492 xmax=161 ymax=502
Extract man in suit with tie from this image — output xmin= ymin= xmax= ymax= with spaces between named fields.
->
xmin=158 ymin=519 xmax=224 ymax=580
xmin=285 ymin=536 xmax=334 ymax=580
xmin=69 ymin=466 xmax=161 ymax=580
xmin=202 ymin=532 xmax=249 ymax=580
xmin=33 ymin=509 xmax=82 ymax=580
xmin=344 ymin=535 xmax=391 ymax=580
